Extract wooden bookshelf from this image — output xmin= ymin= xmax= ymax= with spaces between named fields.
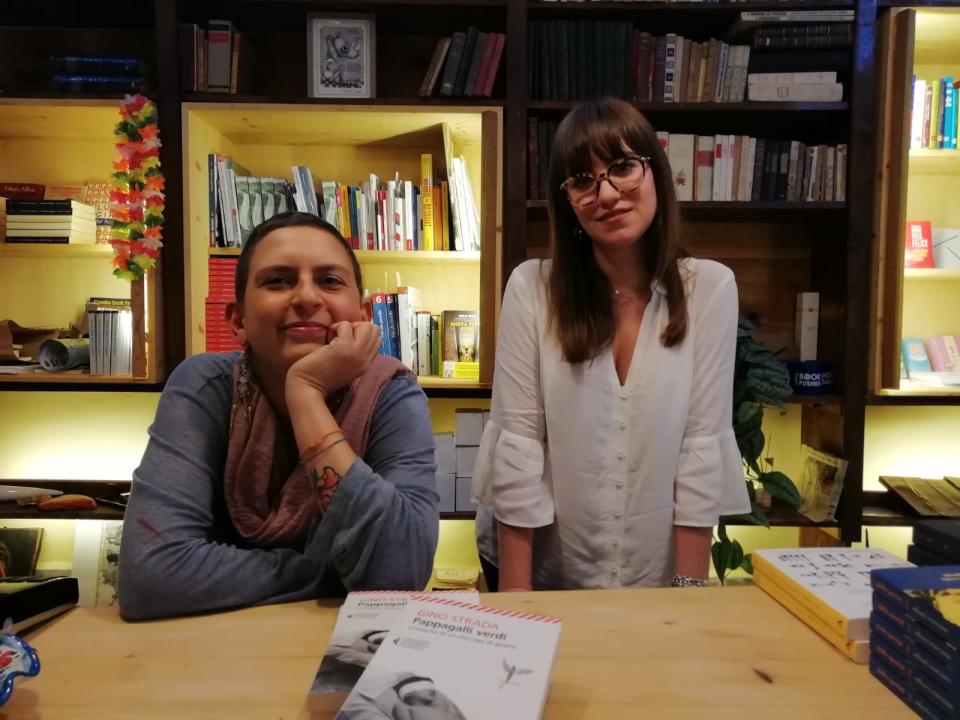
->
xmin=182 ymin=103 xmax=501 ymax=383
xmin=871 ymin=6 xmax=960 ymax=408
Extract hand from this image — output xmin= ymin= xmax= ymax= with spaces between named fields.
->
xmin=285 ymin=321 xmax=381 ymax=399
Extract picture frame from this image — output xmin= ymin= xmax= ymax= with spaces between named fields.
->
xmin=0 ymin=527 xmax=43 ymax=578
xmin=307 ymin=14 xmax=376 ymax=99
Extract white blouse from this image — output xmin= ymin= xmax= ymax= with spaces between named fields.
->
xmin=472 ymin=257 xmax=751 ymax=589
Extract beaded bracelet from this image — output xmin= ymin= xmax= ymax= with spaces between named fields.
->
xmin=671 ymin=575 xmax=709 ymax=588
xmin=299 ymin=429 xmax=344 ymax=463
xmin=300 ymin=437 xmax=348 ymax=466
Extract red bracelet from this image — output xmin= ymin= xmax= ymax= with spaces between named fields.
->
xmin=299 ymin=429 xmax=343 ymax=462
xmin=300 ymin=437 xmax=348 ymax=466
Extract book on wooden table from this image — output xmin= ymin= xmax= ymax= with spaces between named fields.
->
xmin=307 ymin=590 xmax=479 ymax=713
xmin=753 ymin=548 xmax=912 ymax=644
xmin=336 ymin=593 xmax=561 ymax=720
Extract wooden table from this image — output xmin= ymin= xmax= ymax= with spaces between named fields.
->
xmin=5 ymin=586 xmax=912 ymax=719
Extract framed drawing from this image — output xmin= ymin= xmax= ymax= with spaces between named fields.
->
xmin=307 ymin=14 xmax=376 ymax=99
xmin=0 ymin=528 xmax=43 ymax=578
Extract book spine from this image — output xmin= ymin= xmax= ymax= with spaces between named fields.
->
xmin=207 ymin=19 xmax=233 ymax=93
xmin=752 ymin=553 xmax=851 ymax=638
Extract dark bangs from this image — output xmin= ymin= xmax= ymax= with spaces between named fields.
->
xmin=548 ymin=101 xmax=661 ymax=189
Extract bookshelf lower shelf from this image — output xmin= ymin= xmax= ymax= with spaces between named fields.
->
xmin=0 ymin=243 xmax=113 ymax=259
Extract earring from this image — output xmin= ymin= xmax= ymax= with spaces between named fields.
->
xmin=575 ymin=227 xmax=584 ymax=241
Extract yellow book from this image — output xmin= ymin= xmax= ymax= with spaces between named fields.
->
xmin=420 ymin=153 xmax=434 ymax=251
xmin=337 ymin=184 xmax=349 ymax=239
xmin=752 ymin=548 xmax=912 ymax=642
xmin=440 ymin=181 xmax=450 ymax=252
xmin=754 ymin=569 xmax=869 ymax=664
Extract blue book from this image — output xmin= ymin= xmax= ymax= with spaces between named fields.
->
xmin=872 ymin=566 xmax=960 ymax=647
xmin=385 ymin=293 xmax=401 ymax=360
xmin=870 ymin=611 xmax=911 ymax=655
xmin=371 ymin=293 xmax=394 ymax=358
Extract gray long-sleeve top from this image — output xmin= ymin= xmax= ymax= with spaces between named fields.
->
xmin=117 ymin=352 xmax=439 ymax=621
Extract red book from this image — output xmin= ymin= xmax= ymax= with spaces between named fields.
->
xmin=0 ymin=183 xmax=45 ymax=200
xmin=480 ymin=33 xmax=506 ymax=98
xmin=904 ymin=220 xmax=935 ymax=268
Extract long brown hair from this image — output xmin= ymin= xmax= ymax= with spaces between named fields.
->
xmin=546 ymin=97 xmax=688 ymax=363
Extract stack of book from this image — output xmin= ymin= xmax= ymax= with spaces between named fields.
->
xmin=729 ymin=10 xmax=855 ymax=50
xmin=752 ymin=547 xmax=912 ymax=664
xmin=205 ymin=258 xmax=242 ymax=353
xmin=747 ymin=70 xmax=843 ymax=103
xmin=51 ymin=56 xmax=146 ymax=95
xmin=911 ymin=519 xmax=960 ymax=566
xmin=2 ymin=199 xmax=96 ymax=244
xmin=870 ymin=565 xmax=960 ymax=718
xmin=419 ymin=27 xmax=506 ymax=99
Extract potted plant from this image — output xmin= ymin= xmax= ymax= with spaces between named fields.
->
xmin=711 ymin=316 xmax=802 ymax=585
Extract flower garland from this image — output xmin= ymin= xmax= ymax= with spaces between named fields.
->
xmin=109 ymin=94 xmax=164 ymax=281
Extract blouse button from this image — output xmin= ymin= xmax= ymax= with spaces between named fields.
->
xmin=620 ymin=394 xmax=627 ymax=402
xmin=614 ymin=511 xmax=622 ymax=520
xmin=612 ymin=539 xmax=621 ymax=548
xmin=616 ymin=481 xmax=624 ymax=489
xmin=619 ymin=422 xmax=627 ymax=431
xmin=617 ymin=452 xmax=625 ymax=461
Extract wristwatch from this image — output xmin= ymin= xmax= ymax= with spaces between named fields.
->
xmin=671 ymin=574 xmax=709 ymax=588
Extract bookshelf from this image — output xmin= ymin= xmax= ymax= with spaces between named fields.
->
xmin=0 ymin=98 xmax=161 ymax=386
xmin=871 ymin=6 xmax=960 ymax=403
xmin=181 ymin=103 xmax=501 ymax=387
xmin=503 ymin=0 xmax=872 ymax=541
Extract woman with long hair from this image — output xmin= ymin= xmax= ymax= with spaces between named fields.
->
xmin=473 ymin=98 xmax=750 ymax=591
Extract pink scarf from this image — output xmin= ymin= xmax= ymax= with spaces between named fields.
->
xmin=224 ymin=352 xmax=411 ymax=548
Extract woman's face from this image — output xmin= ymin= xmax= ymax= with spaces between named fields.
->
xmin=569 ymin=144 xmax=658 ymax=250
xmin=227 ymin=225 xmax=370 ymax=375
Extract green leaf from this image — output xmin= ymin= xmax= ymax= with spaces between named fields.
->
xmin=718 ymin=523 xmax=729 ymax=542
xmin=729 ymin=539 xmax=745 ymax=571
xmin=711 ymin=538 xmax=734 ymax=586
xmin=723 ymin=502 xmax=769 ymax=527
xmin=741 ymin=553 xmax=754 ymax=575
xmin=759 ymin=470 xmax=802 ymax=508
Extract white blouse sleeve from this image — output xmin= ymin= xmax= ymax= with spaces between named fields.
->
xmin=674 ymin=264 xmax=752 ymax=526
xmin=472 ymin=263 xmax=555 ymax=528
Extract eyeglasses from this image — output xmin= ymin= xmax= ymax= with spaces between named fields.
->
xmin=560 ymin=155 xmax=651 ymax=209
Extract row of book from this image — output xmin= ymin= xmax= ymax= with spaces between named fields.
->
xmin=308 ymin=590 xmax=560 ymax=719
xmin=419 ymin=28 xmax=505 ymax=98
xmin=209 ymin=153 xmax=478 ymax=252
xmin=910 ymin=76 xmax=960 ymax=151
xmin=529 ymin=22 xmax=752 ymax=104
xmin=50 ymin=55 xmax=147 ymax=95
xmin=526 ymin=118 xmax=847 ymax=203
xmin=179 ymin=20 xmax=241 ymax=94
xmin=904 ymin=221 xmax=960 ymax=270
xmin=870 ymin=525 xmax=960 ymax=720
xmin=901 ymin=336 xmax=960 ymax=387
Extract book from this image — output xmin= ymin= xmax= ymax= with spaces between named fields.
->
xmin=336 ymin=593 xmax=561 ymax=720
xmin=307 ymin=590 xmax=479 ymax=712
xmin=753 ymin=568 xmax=869 ymax=663
xmin=904 ymin=221 xmax=935 ymax=269
xmin=795 ymin=445 xmax=848 ymax=523
xmin=879 ymin=476 xmax=960 ymax=517
xmin=419 ymin=37 xmax=451 ymax=98
xmin=871 ymin=566 xmax=960 ymax=647
xmin=0 ymin=576 xmax=79 ymax=634
xmin=441 ymin=310 xmax=479 ymax=363
xmin=753 ymin=547 xmax=913 ymax=642
xmin=0 ymin=183 xmax=45 ymax=200
xmin=914 ymin=520 xmax=960 ymax=563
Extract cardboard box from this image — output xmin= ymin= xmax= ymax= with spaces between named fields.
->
xmin=455 ymin=409 xmax=485 ymax=446
xmin=436 ymin=472 xmax=456 ymax=513
xmin=434 ymin=433 xmax=455 ymax=475
xmin=456 ymin=445 xmax=479 ymax=479
xmin=456 ymin=476 xmax=478 ymax=512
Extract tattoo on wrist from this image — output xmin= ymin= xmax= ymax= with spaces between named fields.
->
xmin=312 ymin=465 xmax=343 ymax=513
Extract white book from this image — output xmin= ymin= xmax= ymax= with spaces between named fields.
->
xmin=417 ymin=311 xmax=432 ymax=376
xmin=711 ymin=134 xmax=724 ymax=201
xmin=748 ymin=83 xmax=844 ymax=102
xmin=729 ymin=46 xmax=751 ymax=102
xmin=753 ymin=547 xmax=912 ymax=642
xmin=911 ymin=79 xmax=927 ymax=149
xmin=724 ymin=134 xmax=735 ymax=201
xmin=667 ymin=133 xmax=695 ymax=201
xmin=694 ymin=135 xmax=714 ymax=202
xmin=748 ymin=71 xmax=837 ymax=86
xmin=308 ymin=590 xmax=480 ymax=713
xmin=404 ymin=180 xmax=416 ymax=251
xmin=337 ymin=594 xmax=561 ymax=720
xmin=396 ymin=286 xmax=422 ymax=372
